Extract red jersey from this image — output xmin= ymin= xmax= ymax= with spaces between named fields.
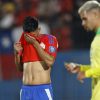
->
xmin=19 ymin=33 xmax=58 ymax=63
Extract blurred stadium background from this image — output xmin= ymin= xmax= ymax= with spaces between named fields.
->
xmin=0 ymin=0 xmax=99 ymax=100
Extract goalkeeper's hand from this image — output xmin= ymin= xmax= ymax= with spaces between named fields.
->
xmin=64 ymin=62 xmax=80 ymax=74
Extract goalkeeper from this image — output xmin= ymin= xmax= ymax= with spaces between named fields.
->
xmin=65 ymin=1 xmax=100 ymax=100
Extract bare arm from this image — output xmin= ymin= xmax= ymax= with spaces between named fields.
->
xmin=24 ymin=34 xmax=55 ymax=67
xmin=14 ymin=43 xmax=23 ymax=72
xmin=33 ymin=41 xmax=55 ymax=67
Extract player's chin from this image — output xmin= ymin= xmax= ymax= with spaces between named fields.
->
xmin=85 ymin=26 xmax=93 ymax=31
xmin=84 ymin=27 xmax=90 ymax=31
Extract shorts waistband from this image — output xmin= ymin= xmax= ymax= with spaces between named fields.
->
xmin=22 ymin=83 xmax=52 ymax=89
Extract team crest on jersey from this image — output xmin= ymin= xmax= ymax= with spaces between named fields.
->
xmin=49 ymin=46 xmax=56 ymax=53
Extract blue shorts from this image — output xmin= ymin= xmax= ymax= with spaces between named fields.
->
xmin=20 ymin=84 xmax=53 ymax=100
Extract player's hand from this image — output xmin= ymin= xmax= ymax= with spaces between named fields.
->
xmin=64 ymin=62 xmax=80 ymax=74
xmin=77 ymin=71 xmax=85 ymax=83
xmin=14 ymin=42 xmax=23 ymax=54
xmin=24 ymin=34 xmax=36 ymax=44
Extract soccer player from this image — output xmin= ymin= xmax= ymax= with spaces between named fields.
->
xmin=65 ymin=1 xmax=100 ymax=100
xmin=14 ymin=16 xmax=58 ymax=100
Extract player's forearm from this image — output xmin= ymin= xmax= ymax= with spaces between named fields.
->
xmin=33 ymin=41 xmax=54 ymax=67
xmin=14 ymin=51 xmax=23 ymax=72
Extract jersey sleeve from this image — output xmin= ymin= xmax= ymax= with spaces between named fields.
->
xmin=85 ymin=68 xmax=100 ymax=78
xmin=80 ymin=65 xmax=100 ymax=78
xmin=80 ymin=65 xmax=91 ymax=72
xmin=45 ymin=35 xmax=58 ymax=58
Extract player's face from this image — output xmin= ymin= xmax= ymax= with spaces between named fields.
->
xmin=80 ymin=11 xmax=96 ymax=31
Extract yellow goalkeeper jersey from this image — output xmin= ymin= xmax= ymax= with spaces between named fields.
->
xmin=80 ymin=27 xmax=100 ymax=100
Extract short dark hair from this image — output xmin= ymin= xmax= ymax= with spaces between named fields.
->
xmin=23 ymin=16 xmax=38 ymax=32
